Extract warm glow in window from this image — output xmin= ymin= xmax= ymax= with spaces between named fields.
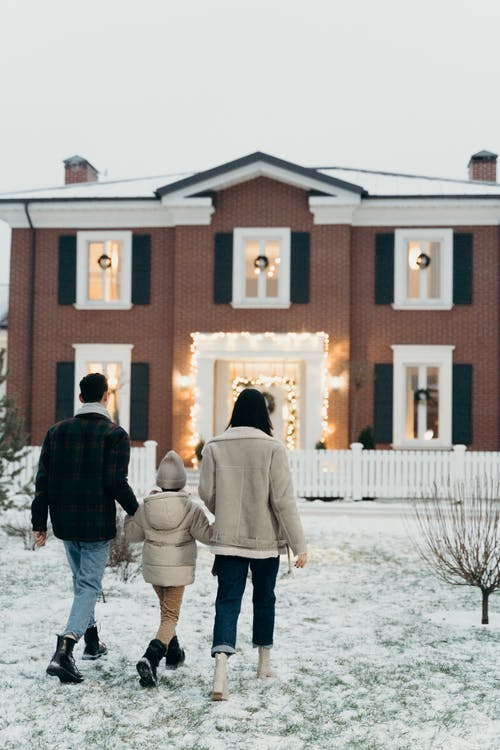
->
xmin=405 ymin=365 xmax=439 ymax=440
xmin=88 ymin=240 xmax=121 ymax=302
xmin=88 ymin=361 xmax=121 ymax=424
xmin=245 ymin=239 xmax=281 ymax=300
xmin=406 ymin=240 xmax=441 ymax=301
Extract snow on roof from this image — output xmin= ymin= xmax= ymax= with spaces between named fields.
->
xmin=317 ymin=166 xmax=500 ymax=197
xmin=1 ymin=162 xmax=500 ymax=201
xmin=0 ymin=171 xmax=192 ymax=200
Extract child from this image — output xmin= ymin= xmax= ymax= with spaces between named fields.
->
xmin=125 ymin=450 xmax=212 ymax=687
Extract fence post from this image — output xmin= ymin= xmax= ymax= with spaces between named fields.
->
xmin=452 ymin=444 xmax=466 ymax=494
xmin=143 ymin=440 xmax=158 ymax=489
xmin=350 ymin=442 xmax=364 ymax=501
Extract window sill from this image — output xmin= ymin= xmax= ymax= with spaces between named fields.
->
xmin=74 ymin=302 xmax=133 ymax=311
xmin=391 ymin=302 xmax=453 ymax=311
xmin=231 ymin=301 xmax=291 ymax=309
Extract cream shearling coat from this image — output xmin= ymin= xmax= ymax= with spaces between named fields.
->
xmin=198 ymin=426 xmax=306 ymax=556
xmin=124 ymin=490 xmax=212 ymax=586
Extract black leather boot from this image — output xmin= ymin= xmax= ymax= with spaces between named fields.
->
xmin=165 ymin=635 xmax=186 ymax=670
xmin=46 ymin=635 xmax=84 ymax=683
xmin=82 ymin=625 xmax=107 ymax=660
xmin=136 ymin=639 xmax=167 ymax=687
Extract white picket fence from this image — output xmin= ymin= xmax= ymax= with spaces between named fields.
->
xmin=9 ymin=440 xmax=158 ymax=500
xmin=10 ymin=440 xmax=500 ymax=502
xmin=288 ymin=443 xmax=500 ymax=500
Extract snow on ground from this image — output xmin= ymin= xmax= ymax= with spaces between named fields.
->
xmin=1 ymin=500 xmax=499 ymax=750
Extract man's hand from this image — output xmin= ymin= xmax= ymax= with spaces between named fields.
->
xmin=295 ymin=552 xmax=307 ymax=568
xmin=33 ymin=531 xmax=47 ymax=548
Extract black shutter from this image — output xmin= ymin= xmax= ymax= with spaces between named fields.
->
xmin=58 ymin=235 xmax=76 ymax=304
xmin=130 ymin=363 xmax=149 ymax=441
xmin=131 ymin=234 xmax=151 ymax=304
xmin=290 ymin=232 xmax=310 ymax=303
xmin=374 ymin=364 xmax=393 ymax=444
xmin=55 ymin=362 xmax=75 ymax=421
xmin=214 ymin=233 xmax=233 ymax=303
xmin=452 ymin=364 xmax=472 ymax=444
xmin=453 ymin=233 xmax=473 ymax=305
xmin=375 ymin=233 xmax=394 ymax=304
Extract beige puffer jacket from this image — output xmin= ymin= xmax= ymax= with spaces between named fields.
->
xmin=198 ymin=426 xmax=306 ymax=556
xmin=124 ymin=490 xmax=212 ymax=586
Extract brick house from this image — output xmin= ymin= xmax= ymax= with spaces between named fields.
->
xmin=1 ymin=149 xmax=499 ymax=460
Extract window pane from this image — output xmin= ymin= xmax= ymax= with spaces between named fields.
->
xmin=86 ymin=361 xmax=121 ymax=423
xmin=405 ymin=366 xmax=419 ymax=439
xmin=264 ymin=240 xmax=280 ymax=298
xmin=88 ymin=242 xmax=104 ymax=300
xmin=245 ymin=240 xmax=260 ymax=298
xmin=426 ymin=367 xmax=439 ymax=439
xmin=407 ymin=241 xmax=421 ymax=299
xmin=105 ymin=241 xmax=121 ymax=301
xmin=426 ymin=242 xmax=440 ymax=299
xmin=87 ymin=240 xmax=121 ymax=302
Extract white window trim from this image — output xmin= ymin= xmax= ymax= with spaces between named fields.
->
xmin=75 ymin=231 xmax=133 ymax=310
xmin=392 ymin=344 xmax=454 ymax=449
xmin=393 ymin=228 xmax=453 ymax=310
xmin=232 ymin=227 xmax=291 ymax=309
xmin=73 ymin=344 xmax=134 ymax=431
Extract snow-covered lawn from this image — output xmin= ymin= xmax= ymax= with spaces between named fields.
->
xmin=1 ymin=501 xmax=499 ymax=750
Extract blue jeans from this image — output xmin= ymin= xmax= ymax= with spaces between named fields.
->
xmin=211 ymin=555 xmax=280 ymax=656
xmin=62 ymin=540 xmax=110 ymax=640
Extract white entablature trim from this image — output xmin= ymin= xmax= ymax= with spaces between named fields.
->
xmin=309 ymin=196 xmax=500 ymax=225
xmin=0 ymin=200 xmax=214 ymax=229
xmin=3 ymin=197 xmax=500 ymax=229
xmin=160 ymin=161 xmax=357 ymax=203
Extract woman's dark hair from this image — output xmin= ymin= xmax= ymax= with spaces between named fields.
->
xmin=227 ymin=388 xmax=273 ymax=435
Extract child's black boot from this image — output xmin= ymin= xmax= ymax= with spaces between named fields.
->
xmin=136 ymin=639 xmax=166 ymax=687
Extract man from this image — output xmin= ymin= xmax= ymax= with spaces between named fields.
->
xmin=32 ymin=372 xmax=139 ymax=684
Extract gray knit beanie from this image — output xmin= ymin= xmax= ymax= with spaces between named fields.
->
xmin=156 ymin=450 xmax=187 ymax=490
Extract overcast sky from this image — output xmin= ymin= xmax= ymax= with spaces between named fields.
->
xmin=1 ymin=0 xmax=500 ymax=312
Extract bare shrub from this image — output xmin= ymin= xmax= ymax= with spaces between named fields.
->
xmin=412 ymin=481 xmax=500 ymax=624
xmin=108 ymin=514 xmax=141 ymax=582
xmin=4 ymin=511 xmax=36 ymax=550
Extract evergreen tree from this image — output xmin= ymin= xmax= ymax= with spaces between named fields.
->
xmin=0 ymin=348 xmax=28 ymax=509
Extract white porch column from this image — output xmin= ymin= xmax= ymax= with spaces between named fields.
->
xmin=196 ymin=355 xmax=215 ymax=441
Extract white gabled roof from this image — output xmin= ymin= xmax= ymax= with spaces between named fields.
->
xmin=1 ymin=155 xmax=500 ymax=202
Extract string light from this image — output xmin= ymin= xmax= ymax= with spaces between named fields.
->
xmin=232 ymin=375 xmax=298 ymax=450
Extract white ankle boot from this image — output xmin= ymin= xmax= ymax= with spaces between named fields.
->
xmin=257 ymin=647 xmax=276 ymax=679
xmin=212 ymin=652 xmax=229 ymax=700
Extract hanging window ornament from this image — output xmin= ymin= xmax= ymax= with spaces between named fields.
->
xmin=254 ymin=254 xmax=269 ymax=270
xmin=98 ymin=254 xmax=112 ymax=270
xmin=414 ymin=388 xmax=431 ymax=403
xmin=416 ymin=253 xmax=431 ymax=268
xmin=261 ymin=390 xmax=276 ymax=415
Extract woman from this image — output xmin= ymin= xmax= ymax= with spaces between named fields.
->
xmin=198 ymin=388 xmax=307 ymax=701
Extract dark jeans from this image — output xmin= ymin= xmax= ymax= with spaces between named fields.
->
xmin=211 ymin=554 xmax=280 ymax=656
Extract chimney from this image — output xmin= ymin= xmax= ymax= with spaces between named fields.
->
xmin=63 ymin=155 xmax=99 ymax=184
xmin=468 ymin=150 xmax=497 ymax=182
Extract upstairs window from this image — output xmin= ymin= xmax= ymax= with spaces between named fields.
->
xmin=394 ymin=229 xmax=453 ymax=310
xmin=76 ymin=231 xmax=132 ymax=309
xmin=232 ymin=228 xmax=291 ymax=308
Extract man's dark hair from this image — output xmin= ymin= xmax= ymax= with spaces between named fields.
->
xmin=79 ymin=372 xmax=108 ymax=403
xmin=227 ymin=388 xmax=273 ymax=435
